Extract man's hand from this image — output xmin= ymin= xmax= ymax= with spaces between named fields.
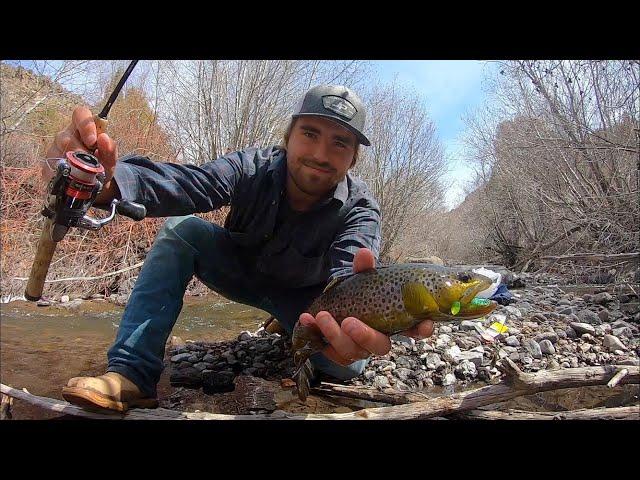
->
xmin=298 ymin=248 xmax=435 ymax=366
xmin=44 ymin=106 xmax=119 ymax=204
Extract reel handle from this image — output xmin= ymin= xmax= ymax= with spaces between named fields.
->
xmin=115 ymin=200 xmax=146 ymax=221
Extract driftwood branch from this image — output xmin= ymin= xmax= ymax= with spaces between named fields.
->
xmin=607 ymin=368 xmax=630 ymax=388
xmin=454 ymin=405 xmax=639 ymax=420
xmin=539 ymin=252 xmax=639 ymax=263
xmin=12 ymin=262 xmax=144 ymax=283
xmin=2 ymin=362 xmax=638 ymax=420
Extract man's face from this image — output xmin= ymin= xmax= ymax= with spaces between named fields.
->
xmin=286 ymin=116 xmax=358 ymax=199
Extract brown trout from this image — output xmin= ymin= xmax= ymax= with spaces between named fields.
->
xmin=291 ymin=263 xmax=498 ymax=400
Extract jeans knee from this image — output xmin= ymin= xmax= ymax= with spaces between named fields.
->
xmin=158 ymin=215 xmax=211 ymax=250
xmin=310 ymin=353 xmax=368 ymax=381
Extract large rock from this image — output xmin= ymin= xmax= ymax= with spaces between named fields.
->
xmin=460 ymin=320 xmax=481 ymax=332
xmin=443 ymin=345 xmax=462 ymax=364
xmin=394 ymin=368 xmax=413 ymax=381
xmin=535 ymin=332 xmax=559 ymax=344
xmin=392 ymin=335 xmax=416 ymax=349
xmin=539 ymin=339 xmax=556 ymax=355
xmin=170 ymin=352 xmax=192 ymax=363
xmin=570 ymin=323 xmax=596 ymax=336
xmin=423 ymin=353 xmax=445 ymax=371
xmin=373 ymin=376 xmax=390 ymax=389
xmin=613 ymin=327 xmax=633 ymax=338
xmin=458 ymin=350 xmax=484 ymax=367
xmin=505 ymin=336 xmax=521 ymax=347
xmin=523 ymin=338 xmax=543 ymax=359
xmin=593 ymin=292 xmax=614 ymax=305
xmin=603 ymin=335 xmax=626 ymax=352
xmin=441 ymin=373 xmax=457 ymax=386
xmin=455 ymin=360 xmax=477 ymax=380
xmin=597 ymin=309 xmax=610 ymax=323
xmin=577 ymin=309 xmax=601 ymax=325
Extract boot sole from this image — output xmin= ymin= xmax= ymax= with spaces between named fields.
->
xmin=62 ymin=386 xmax=159 ymax=413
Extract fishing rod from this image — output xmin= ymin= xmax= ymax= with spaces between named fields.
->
xmin=25 ymin=60 xmax=146 ymax=302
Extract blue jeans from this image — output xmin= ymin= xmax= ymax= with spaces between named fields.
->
xmin=107 ymin=215 xmax=367 ymax=397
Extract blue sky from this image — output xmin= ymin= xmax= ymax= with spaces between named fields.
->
xmin=371 ymin=60 xmax=497 ymax=209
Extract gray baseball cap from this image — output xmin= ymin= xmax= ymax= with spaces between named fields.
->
xmin=292 ymin=84 xmax=371 ymax=146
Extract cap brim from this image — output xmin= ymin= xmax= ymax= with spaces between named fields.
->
xmin=293 ymin=113 xmax=371 ymax=146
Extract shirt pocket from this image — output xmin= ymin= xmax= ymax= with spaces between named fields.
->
xmin=257 ymin=244 xmax=329 ymax=288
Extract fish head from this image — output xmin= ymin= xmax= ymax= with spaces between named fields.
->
xmin=433 ymin=268 xmax=497 ymax=319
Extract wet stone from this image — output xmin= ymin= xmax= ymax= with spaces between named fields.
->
xmin=202 ymin=370 xmax=235 ymax=394
xmin=170 ymin=367 xmax=202 ymax=388
xmin=170 ymin=352 xmax=192 ymax=363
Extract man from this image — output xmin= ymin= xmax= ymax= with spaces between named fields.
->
xmin=48 ymin=84 xmax=434 ymax=412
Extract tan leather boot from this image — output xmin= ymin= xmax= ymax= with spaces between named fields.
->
xmin=62 ymin=372 xmax=158 ymax=412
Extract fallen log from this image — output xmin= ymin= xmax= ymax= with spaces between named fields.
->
xmin=311 ymin=361 xmax=640 ymax=408
xmin=539 ymin=253 xmax=639 ymax=263
xmin=2 ymin=361 xmax=638 ymax=420
xmin=454 ymin=405 xmax=639 ymax=420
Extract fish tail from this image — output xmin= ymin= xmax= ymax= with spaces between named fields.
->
xmin=293 ymin=359 xmax=314 ymax=402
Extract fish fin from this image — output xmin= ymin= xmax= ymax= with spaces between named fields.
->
xmin=401 ymin=282 xmax=440 ymax=318
xmin=322 ymin=274 xmax=350 ymax=293
xmin=293 ymin=359 xmax=314 ymax=402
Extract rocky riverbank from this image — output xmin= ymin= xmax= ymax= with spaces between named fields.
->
xmin=166 ymin=274 xmax=640 ymax=397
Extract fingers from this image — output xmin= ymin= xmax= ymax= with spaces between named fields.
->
xmin=353 ymin=248 xmax=375 ymax=273
xmin=401 ymin=320 xmax=435 ymax=339
xmin=95 ymin=133 xmax=118 ymax=180
xmin=302 ymin=311 xmax=371 ymax=366
xmin=341 ymin=317 xmax=391 ymax=356
xmin=72 ymin=106 xmax=98 ymax=149
xmin=53 ymin=125 xmax=87 ymax=157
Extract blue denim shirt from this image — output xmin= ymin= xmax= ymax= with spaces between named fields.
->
xmin=113 ymin=146 xmax=381 ymax=289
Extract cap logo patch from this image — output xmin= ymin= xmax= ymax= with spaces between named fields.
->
xmin=322 ymin=95 xmax=356 ymax=120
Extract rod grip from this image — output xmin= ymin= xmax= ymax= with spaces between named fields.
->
xmin=25 ymin=218 xmax=58 ymax=301
xmin=94 ymin=115 xmax=108 ymax=137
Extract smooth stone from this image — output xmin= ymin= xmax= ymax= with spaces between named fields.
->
xmin=458 ymin=350 xmax=484 ymax=367
xmin=603 ymin=335 xmax=626 ymax=352
xmin=170 ymin=352 xmax=192 ymax=363
xmin=442 ymin=373 xmax=457 ymax=386
xmin=506 ymin=336 xmax=521 ymax=347
xmin=577 ymin=309 xmax=602 ymax=325
xmin=593 ymin=292 xmax=613 ymax=305
xmin=373 ymin=376 xmax=390 ymax=389
xmin=613 ymin=327 xmax=633 ymax=338
xmin=570 ymin=323 xmax=595 ymax=336
xmin=535 ymin=332 xmax=559 ymax=344
xmin=443 ymin=345 xmax=462 ymax=364
xmin=539 ymin=339 xmax=556 ymax=355
xmin=523 ymin=338 xmax=543 ymax=359
xmin=455 ymin=360 xmax=477 ymax=379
